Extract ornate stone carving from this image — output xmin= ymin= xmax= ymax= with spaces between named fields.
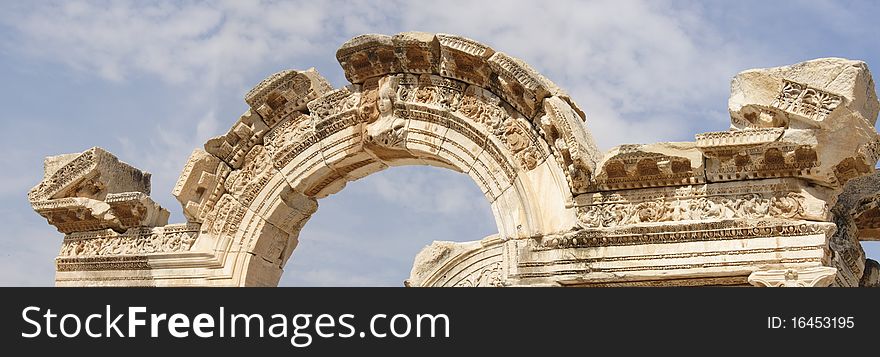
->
xmin=771 ymin=79 xmax=843 ymax=122
xmin=25 ymin=34 xmax=880 ymax=288
xmin=28 ymin=147 xmax=151 ymax=202
xmin=748 ymin=267 xmax=837 ymax=287
xmin=263 ymin=112 xmax=317 ymax=169
xmin=487 ymin=52 xmax=550 ymax=118
xmin=541 ymin=96 xmax=600 ymax=194
xmin=172 ymin=149 xmax=231 ymax=223
xmin=223 ymin=145 xmax=277 ymax=207
xmin=702 ymin=140 xmax=818 ymax=183
xmin=59 ymin=223 xmax=199 ymax=257
xmin=29 ymin=147 xmax=168 ymax=234
xmin=727 ymin=58 xmax=880 ymax=188
xmin=307 ymin=86 xmax=360 ymax=121
xmin=853 ymin=193 xmax=880 ymax=240
xmin=537 ymin=220 xmax=831 ymax=250
xmin=578 ymin=191 xmax=807 ymax=228
xmin=245 ymin=68 xmax=332 ymax=128
xmin=365 ymin=76 xmax=407 ymax=148
xmin=827 ymin=172 xmax=880 ymax=286
xmin=437 ymin=33 xmax=495 ymax=87
xmin=593 ymin=143 xmax=704 ymax=191
xmin=454 ymin=263 xmax=504 ymax=287
xmin=204 ymin=109 xmax=269 ymax=169
xmin=695 ymin=128 xmax=784 ymax=153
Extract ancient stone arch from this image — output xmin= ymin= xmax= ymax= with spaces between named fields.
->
xmin=29 ymin=33 xmax=880 ymax=287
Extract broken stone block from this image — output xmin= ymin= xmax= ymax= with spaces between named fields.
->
xmin=729 ymin=57 xmax=879 ymax=131
xmin=245 ymin=68 xmax=332 ymax=128
xmin=28 ymin=147 xmax=152 ymax=203
xmin=593 ymin=142 xmax=705 ymax=191
xmin=172 ymin=149 xmax=231 ymax=223
xmin=29 ymin=147 xmax=168 ymax=234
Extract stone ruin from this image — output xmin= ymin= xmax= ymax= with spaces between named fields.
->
xmin=27 ymin=33 xmax=880 ymax=287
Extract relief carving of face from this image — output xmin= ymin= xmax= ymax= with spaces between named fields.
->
xmin=365 ymin=76 xmax=406 ymax=148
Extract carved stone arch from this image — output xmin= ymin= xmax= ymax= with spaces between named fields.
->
xmin=33 ymin=34 xmax=876 ymax=287
xmin=170 ymin=32 xmax=602 ymax=286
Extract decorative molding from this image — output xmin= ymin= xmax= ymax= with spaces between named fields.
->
xmin=771 ymin=79 xmax=843 ymax=122
xmin=578 ymin=191 xmax=807 ymax=228
xmin=535 ymin=221 xmax=831 ymax=250
xmin=748 ymin=266 xmax=837 ymax=287
xmin=59 ymin=224 xmax=200 ymax=258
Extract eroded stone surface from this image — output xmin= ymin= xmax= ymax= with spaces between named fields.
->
xmin=26 ymin=34 xmax=880 ymax=288
xmin=727 ymin=58 xmax=880 ymax=188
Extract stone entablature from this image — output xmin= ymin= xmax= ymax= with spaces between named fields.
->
xmin=27 ymin=33 xmax=880 ymax=287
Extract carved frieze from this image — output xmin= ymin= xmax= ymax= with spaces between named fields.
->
xmin=437 ymin=33 xmax=495 ymax=87
xmin=540 ymin=220 xmax=831 ymax=250
xmin=593 ymin=143 xmax=704 ymax=191
xmin=704 ymin=141 xmax=819 ymax=183
xmin=454 ymin=262 xmax=504 ymax=287
xmin=578 ymin=191 xmax=807 ymax=228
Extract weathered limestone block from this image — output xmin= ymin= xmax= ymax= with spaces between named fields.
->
xmin=593 ymin=142 xmax=704 ymax=191
xmin=701 ymin=130 xmax=823 ymax=183
xmin=487 ymin=52 xmax=550 ymax=118
xmin=219 ymin=142 xmax=317 ymax=237
xmin=245 ymin=68 xmax=332 ymax=128
xmin=748 ymin=266 xmax=838 ymax=287
xmin=29 ymin=147 xmax=168 ymax=234
xmin=391 ymin=32 xmax=440 ymax=75
xmin=781 ymin=128 xmax=878 ymax=187
xmin=337 ymin=32 xmax=441 ymax=85
xmin=860 ymin=259 xmax=880 ymax=287
xmin=307 ymin=85 xmax=361 ymax=121
xmin=408 ymin=240 xmax=481 ymax=287
xmin=827 ymin=171 xmax=880 ymax=286
xmin=337 ymin=34 xmax=396 ymax=84
xmin=853 ymin=194 xmax=880 ymax=240
xmin=204 ymin=109 xmax=269 ymax=169
xmin=172 ymin=149 xmax=231 ymax=223
xmin=407 ymin=236 xmax=505 ymax=287
xmin=728 ymin=58 xmax=880 ymax=187
xmin=29 ymin=147 xmax=152 ymax=202
xmin=437 ymin=33 xmax=495 ymax=87
xmin=103 ymin=192 xmax=170 ymax=229
xmin=512 ymin=220 xmax=835 ymax=287
xmin=58 ymin=223 xmax=200 ymax=259
xmin=541 ymin=96 xmax=601 ymax=194
xmin=54 ymin=223 xmax=203 ymax=287
xmin=575 ymin=178 xmax=834 ymax=229
xmin=730 ymin=58 xmax=879 ymax=130
xmin=24 ymin=32 xmax=880 ymax=288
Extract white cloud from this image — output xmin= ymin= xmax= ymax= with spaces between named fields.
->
xmin=365 ymin=168 xmax=489 ymax=216
xmin=393 ymin=0 xmax=759 ymax=147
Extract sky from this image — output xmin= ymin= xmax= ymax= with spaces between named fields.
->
xmin=0 ymin=0 xmax=878 ymax=286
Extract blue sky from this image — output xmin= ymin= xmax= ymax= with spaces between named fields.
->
xmin=0 ymin=0 xmax=878 ymax=286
